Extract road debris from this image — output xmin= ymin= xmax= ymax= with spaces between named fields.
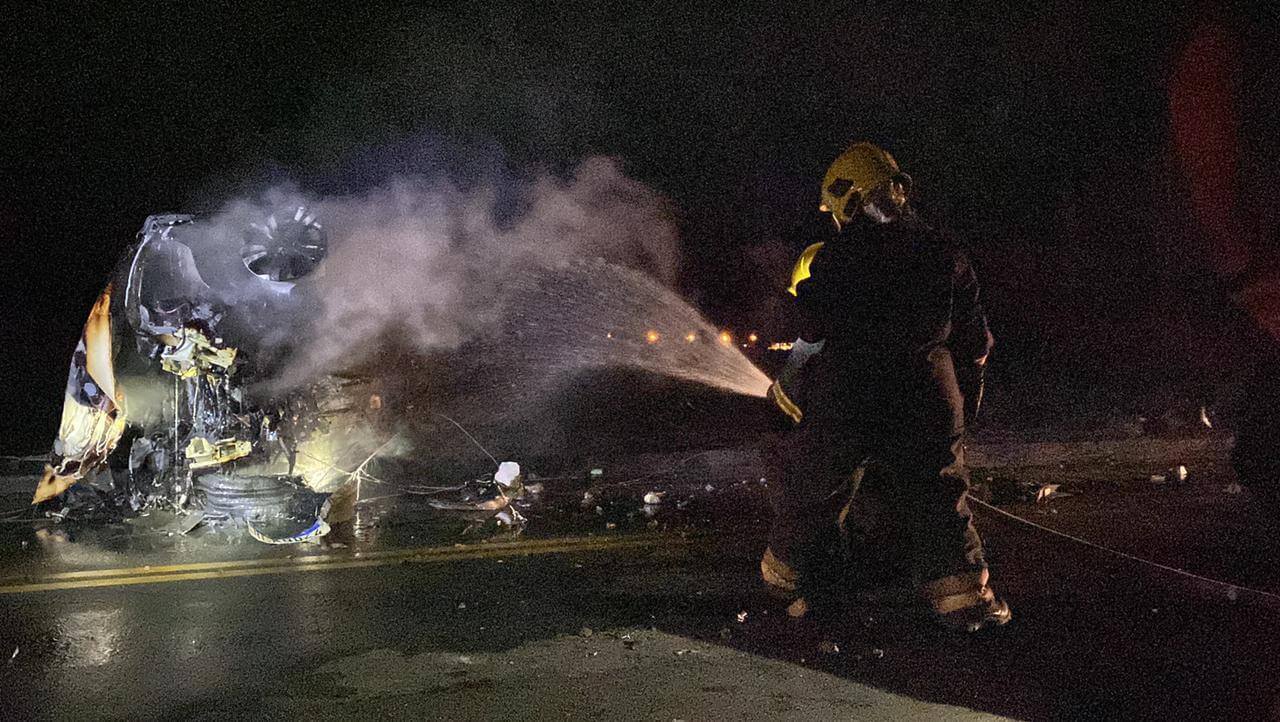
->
xmin=494 ymin=462 xmax=521 ymax=488
xmin=819 ymin=640 xmax=840 ymax=655
xmin=1035 ymin=484 xmax=1063 ymax=503
xmin=426 ymin=462 xmax=530 ymax=531
xmin=642 ymin=491 xmax=665 ymax=505
xmin=1151 ymin=465 xmax=1189 ymax=485
xmin=735 ymin=611 xmax=749 ymax=623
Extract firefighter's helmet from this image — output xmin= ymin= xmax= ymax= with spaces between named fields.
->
xmin=819 ymin=142 xmax=912 ymax=226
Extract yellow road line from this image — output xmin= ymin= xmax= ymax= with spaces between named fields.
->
xmin=0 ymin=534 xmax=681 ymax=595
xmin=29 ymin=534 xmax=656 ymax=581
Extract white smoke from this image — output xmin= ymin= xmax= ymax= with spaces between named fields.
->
xmin=205 ymin=156 xmax=680 ymax=387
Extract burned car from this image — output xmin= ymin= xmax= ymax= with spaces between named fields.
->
xmin=35 ymin=210 xmax=381 ymax=542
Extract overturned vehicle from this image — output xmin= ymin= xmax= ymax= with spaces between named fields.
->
xmin=33 ymin=164 xmax=774 ymax=543
xmin=34 ymin=210 xmax=385 ymax=542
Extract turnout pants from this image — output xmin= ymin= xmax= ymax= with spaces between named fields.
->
xmin=766 ymin=347 xmax=988 ymax=601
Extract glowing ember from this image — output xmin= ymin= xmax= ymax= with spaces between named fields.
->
xmin=684 ymin=332 xmax=697 ymax=343
xmin=747 ymin=333 xmax=759 ymax=344
xmin=645 ymin=330 xmax=661 ymax=344
xmin=718 ymin=330 xmax=733 ymax=346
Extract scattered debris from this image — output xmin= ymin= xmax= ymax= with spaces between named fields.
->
xmin=8 ymin=647 xmax=18 ymax=664
xmin=675 ymin=648 xmax=694 ymax=656
xmin=735 ymin=611 xmax=749 ymax=623
xmin=427 ymin=461 xmax=530 ymax=531
xmin=642 ymin=491 xmax=665 ymax=505
xmin=494 ymin=462 xmax=521 ymax=488
xmin=621 ymin=634 xmax=635 ymax=650
xmin=1035 ymin=484 xmax=1063 ymax=503
xmin=247 ymin=516 xmax=330 ymax=545
xmin=494 ymin=509 xmax=525 ymax=527
xmin=819 ymin=640 xmax=840 ymax=655
xmin=1225 ymin=482 xmax=1244 ymax=495
xmin=1200 ymin=406 xmax=1213 ymax=429
xmin=1152 ymin=465 xmax=1189 ymax=485
xmin=578 ymin=627 xmax=593 ymax=638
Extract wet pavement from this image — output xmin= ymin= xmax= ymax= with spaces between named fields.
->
xmin=3 ymin=437 xmax=1280 ymax=719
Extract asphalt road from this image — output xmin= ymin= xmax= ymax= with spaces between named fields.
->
xmin=3 ymin=437 xmax=1280 ymax=720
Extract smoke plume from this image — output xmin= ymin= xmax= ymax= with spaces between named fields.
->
xmin=204 ymin=156 xmax=680 ymax=388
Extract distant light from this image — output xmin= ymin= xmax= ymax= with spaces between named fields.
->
xmin=768 ymin=342 xmax=794 ymax=351
xmin=718 ymin=330 xmax=733 ymax=346
xmin=606 ymin=332 xmax=614 ymax=339
xmin=684 ymin=332 xmax=697 ymax=343
xmin=645 ymin=330 xmax=660 ymax=344
xmin=747 ymin=333 xmax=759 ymax=344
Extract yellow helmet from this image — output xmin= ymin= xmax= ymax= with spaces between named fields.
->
xmin=819 ymin=142 xmax=912 ymax=226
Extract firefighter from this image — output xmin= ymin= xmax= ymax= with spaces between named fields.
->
xmin=762 ymin=141 xmax=1010 ymax=631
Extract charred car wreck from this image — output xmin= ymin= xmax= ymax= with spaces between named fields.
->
xmin=35 ymin=210 xmax=382 ymax=542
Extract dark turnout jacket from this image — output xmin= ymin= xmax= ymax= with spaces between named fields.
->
xmin=793 ymin=216 xmax=991 ymax=372
xmin=787 ymin=216 xmax=992 ymax=436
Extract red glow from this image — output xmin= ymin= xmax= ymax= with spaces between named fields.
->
xmin=1170 ymin=22 xmax=1246 ymax=276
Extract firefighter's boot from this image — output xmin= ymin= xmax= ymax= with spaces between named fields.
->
xmin=760 ymin=547 xmax=812 ymax=618
xmin=922 ymin=569 xmax=1012 ymax=633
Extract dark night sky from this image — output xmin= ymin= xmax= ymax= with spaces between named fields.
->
xmin=3 ymin=2 xmax=1277 ymax=451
